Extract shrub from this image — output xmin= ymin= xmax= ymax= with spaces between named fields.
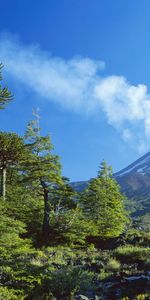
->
xmin=0 ymin=287 xmax=24 ymax=300
xmin=114 ymin=245 xmax=150 ymax=264
xmin=136 ymin=294 xmax=150 ymax=300
xmin=125 ymin=229 xmax=150 ymax=247
xmin=30 ymin=266 xmax=94 ymax=300
xmin=106 ymin=258 xmax=121 ymax=272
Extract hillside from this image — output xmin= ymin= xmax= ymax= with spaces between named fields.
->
xmin=71 ymin=152 xmax=150 ymax=217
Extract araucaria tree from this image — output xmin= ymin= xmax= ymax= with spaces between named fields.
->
xmin=0 ymin=132 xmax=25 ymax=200
xmin=80 ymin=161 xmax=128 ymax=238
xmin=0 ymin=64 xmax=12 ymax=109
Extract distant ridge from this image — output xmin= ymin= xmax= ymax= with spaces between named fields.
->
xmin=71 ymin=152 xmax=150 ymax=216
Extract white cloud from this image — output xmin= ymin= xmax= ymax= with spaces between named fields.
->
xmin=1 ymin=35 xmax=150 ymax=153
xmin=0 ymin=36 xmax=104 ymax=113
xmin=122 ymin=129 xmax=133 ymax=141
xmin=94 ymin=76 xmax=148 ymax=124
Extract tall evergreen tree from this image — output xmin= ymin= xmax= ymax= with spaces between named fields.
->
xmin=80 ymin=161 xmax=128 ymax=238
xmin=23 ymin=114 xmax=62 ymax=237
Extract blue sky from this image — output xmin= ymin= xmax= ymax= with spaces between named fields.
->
xmin=1 ymin=0 xmax=150 ymax=181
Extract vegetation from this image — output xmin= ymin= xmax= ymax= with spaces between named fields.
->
xmin=0 ymin=65 xmax=150 ymax=299
xmin=80 ymin=161 xmax=128 ymax=238
xmin=0 ymin=132 xmax=25 ymax=200
xmin=0 ymin=63 xmax=12 ymax=109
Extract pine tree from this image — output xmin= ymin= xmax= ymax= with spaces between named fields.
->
xmin=80 ymin=161 xmax=128 ymax=238
xmin=0 ymin=64 xmax=12 ymax=109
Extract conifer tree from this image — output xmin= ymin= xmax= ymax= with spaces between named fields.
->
xmin=81 ymin=161 xmax=128 ymax=238
xmin=23 ymin=112 xmax=62 ymax=237
xmin=0 ymin=64 xmax=12 ymax=109
xmin=0 ymin=132 xmax=25 ymax=200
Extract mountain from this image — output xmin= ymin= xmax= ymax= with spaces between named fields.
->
xmin=115 ymin=151 xmax=150 ymax=198
xmin=115 ymin=152 xmax=150 ymax=217
xmin=71 ymin=152 xmax=150 ymax=216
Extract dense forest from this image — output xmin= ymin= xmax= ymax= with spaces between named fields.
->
xmin=0 ymin=64 xmax=150 ymax=300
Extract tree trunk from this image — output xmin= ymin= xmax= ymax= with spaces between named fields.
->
xmin=0 ymin=167 xmax=6 ymax=200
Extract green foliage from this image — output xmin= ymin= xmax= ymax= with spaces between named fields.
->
xmin=0 ymin=63 xmax=12 ymax=109
xmin=0 ymin=199 xmax=35 ymax=298
xmin=0 ymin=132 xmax=26 ymax=199
xmin=0 ymin=287 xmax=24 ymax=300
xmin=30 ymin=266 xmax=94 ymax=300
xmin=121 ymin=293 xmax=150 ymax=300
xmin=106 ymin=258 xmax=121 ymax=272
xmin=0 ymin=199 xmax=31 ymax=253
xmin=80 ymin=161 xmax=128 ymax=238
xmin=125 ymin=228 xmax=150 ymax=247
xmin=136 ymin=294 xmax=150 ymax=300
xmin=0 ymin=132 xmax=25 ymax=165
xmin=0 ymin=76 xmax=149 ymax=300
xmin=6 ymin=184 xmax=44 ymax=237
xmin=47 ymin=207 xmax=97 ymax=245
xmin=137 ymin=213 xmax=150 ymax=232
xmin=114 ymin=245 xmax=150 ymax=264
xmin=23 ymin=116 xmax=62 ymax=237
xmin=24 ymin=118 xmax=61 ymax=185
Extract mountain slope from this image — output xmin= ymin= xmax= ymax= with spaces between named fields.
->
xmin=71 ymin=152 xmax=150 ymax=216
xmin=115 ymin=151 xmax=150 ymax=197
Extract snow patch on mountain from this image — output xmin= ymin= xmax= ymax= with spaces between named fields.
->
xmin=137 ymin=168 xmax=145 ymax=174
xmin=115 ymin=152 xmax=150 ymax=177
